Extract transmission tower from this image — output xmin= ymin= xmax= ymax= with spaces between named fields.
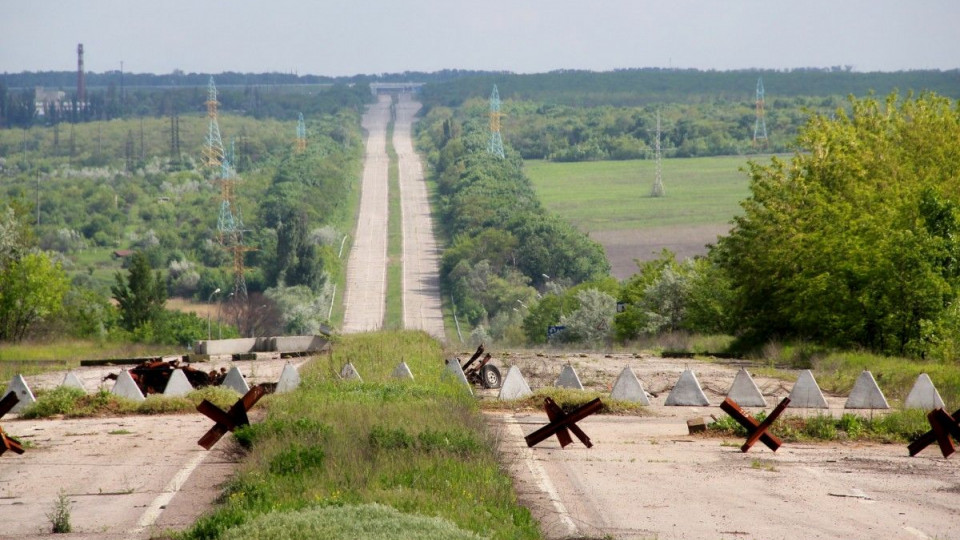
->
xmin=651 ymin=110 xmax=665 ymax=197
xmin=753 ymin=77 xmax=768 ymax=147
xmin=203 ymin=76 xmax=226 ymax=170
xmin=204 ymin=77 xmax=251 ymax=302
xmin=488 ymin=85 xmax=505 ymax=159
xmin=295 ymin=112 xmax=307 ymax=153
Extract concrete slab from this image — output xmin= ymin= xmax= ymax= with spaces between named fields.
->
xmin=340 ymin=363 xmax=362 ymax=382
xmin=3 ymin=374 xmax=36 ymax=413
xmin=443 ymin=358 xmax=473 ymax=395
xmin=391 ymin=362 xmax=414 ymax=380
xmin=787 ymin=370 xmax=829 ymax=409
xmin=275 ymin=363 xmax=301 ymax=393
xmin=498 ymin=366 xmax=533 ymax=400
xmin=111 ymin=370 xmax=145 ymax=402
xmin=726 ymin=368 xmax=767 ymax=407
xmin=272 ymin=336 xmax=329 ymax=353
xmin=221 ymin=366 xmax=250 ymax=394
xmin=195 ymin=338 xmax=259 ymax=355
xmin=162 ymin=369 xmax=194 ymax=397
xmin=555 ymin=364 xmax=584 ymax=390
xmin=610 ymin=366 xmax=651 ymax=405
xmin=844 ymin=371 xmax=889 ymax=409
xmin=60 ymin=371 xmax=87 ymax=392
xmin=664 ymin=369 xmax=710 ymax=406
xmin=903 ymin=373 xmax=944 ymax=410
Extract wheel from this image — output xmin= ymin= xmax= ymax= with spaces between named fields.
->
xmin=480 ymin=364 xmax=502 ymax=389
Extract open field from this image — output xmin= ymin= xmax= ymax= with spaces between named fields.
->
xmin=525 ymin=155 xmax=768 ymax=278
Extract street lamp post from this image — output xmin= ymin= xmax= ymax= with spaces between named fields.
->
xmin=207 ymin=288 xmax=221 ymax=340
xmin=218 ymin=292 xmax=233 ymax=339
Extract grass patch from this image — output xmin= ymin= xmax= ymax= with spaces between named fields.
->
xmin=179 ymin=331 xmax=540 ymax=540
xmin=482 ymin=387 xmax=648 ymax=415
xmin=0 ymin=340 xmax=181 ymax=383
xmin=19 ymin=385 xmax=242 ymax=419
xmin=384 ymin=100 xmax=404 ymax=330
xmin=708 ymin=409 xmax=930 ymax=444
xmin=812 ymin=351 xmax=960 ymax=408
xmin=524 ymin=155 xmax=757 ymax=232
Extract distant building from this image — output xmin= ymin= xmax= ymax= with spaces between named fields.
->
xmin=34 ymin=87 xmax=66 ymax=116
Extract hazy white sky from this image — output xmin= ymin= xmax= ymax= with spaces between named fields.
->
xmin=2 ymin=0 xmax=958 ymax=75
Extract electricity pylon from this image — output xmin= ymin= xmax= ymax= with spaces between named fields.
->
xmin=753 ymin=77 xmax=768 ymax=147
xmin=651 ymin=110 xmax=665 ymax=198
xmin=296 ymin=112 xmax=306 ymax=153
xmin=203 ymin=77 xmax=225 ymax=170
xmin=488 ymin=85 xmax=505 ymax=159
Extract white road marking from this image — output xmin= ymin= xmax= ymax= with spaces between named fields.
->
xmin=505 ymin=414 xmax=578 ymax=537
xmin=129 ymin=450 xmax=208 ymax=536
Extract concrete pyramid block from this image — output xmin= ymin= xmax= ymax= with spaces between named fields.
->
xmin=339 ymin=363 xmax=362 ymax=382
xmin=163 ymin=369 xmax=194 ymax=397
xmin=111 ymin=370 xmax=145 ymax=402
xmin=664 ymin=369 xmax=710 ymax=406
xmin=60 ymin=371 xmax=87 ymax=392
xmin=498 ymin=366 xmax=533 ymax=400
xmin=275 ymin=363 xmax=301 ymax=394
xmin=787 ymin=370 xmax=828 ymax=409
xmin=555 ymin=364 xmax=584 ymax=390
xmin=903 ymin=373 xmax=944 ymax=410
xmin=221 ymin=366 xmax=250 ymax=394
xmin=3 ymin=374 xmax=36 ymax=413
xmin=844 ymin=371 xmax=889 ymax=409
xmin=391 ymin=362 xmax=414 ymax=380
xmin=443 ymin=358 xmax=473 ymax=395
xmin=726 ymin=368 xmax=767 ymax=407
xmin=610 ymin=366 xmax=651 ymax=405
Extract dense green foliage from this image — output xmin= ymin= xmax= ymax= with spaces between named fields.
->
xmin=717 ymin=93 xmax=960 ymax=358
xmin=0 ymin=84 xmax=367 ymax=343
xmin=180 ymin=332 xmax=540 ymax=540
xmin=416 ymin=109 xmax=609 ymax=340
xmin=112 ymin=251 xmax=166 ymax=330
xmin=420 ymin=69 xmax=960 ymax=162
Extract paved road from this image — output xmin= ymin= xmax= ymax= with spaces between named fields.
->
xmin=395 ymin=94 xmax=445 ymax=340
xmin=342 ymin=95 xmax=391 ymax=333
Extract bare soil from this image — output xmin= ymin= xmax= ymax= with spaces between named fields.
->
xmin=593 ymin=224 xmax=730 ymax=279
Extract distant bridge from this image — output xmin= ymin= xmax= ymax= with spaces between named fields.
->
xmin=369 ymin=82 xmax=424 ymax=95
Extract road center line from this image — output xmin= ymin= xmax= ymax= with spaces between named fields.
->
xmin=129 ymin=450 xmax=208 ymax=537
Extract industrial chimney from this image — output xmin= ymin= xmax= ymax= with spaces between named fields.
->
xmin=77 ymin=43 xmax=86 ymax=103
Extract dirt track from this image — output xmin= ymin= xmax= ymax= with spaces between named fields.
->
xmin=483 ymin=352 xmax=960 ymax=540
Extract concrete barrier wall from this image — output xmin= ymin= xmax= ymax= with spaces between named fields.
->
xmin=195 ymin=336 xmax=329 ymax=355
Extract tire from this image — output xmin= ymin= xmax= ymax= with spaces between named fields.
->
xmin=480 ymin=364 xmax=502 ymax=389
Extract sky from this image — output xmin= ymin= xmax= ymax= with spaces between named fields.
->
xmin=2 ymin=0 xmax=958 ymax=76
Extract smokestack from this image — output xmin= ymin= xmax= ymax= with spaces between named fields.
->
xmin=76 ymin=43 xmax=86 ymax=103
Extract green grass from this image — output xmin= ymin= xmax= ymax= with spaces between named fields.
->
xmin=179 ymin=331 xmax=540 ymax=540
xmin=384 ymin=102 xmax=404 ymax=331
xmin=19 ymin=385 xmax=242 ymax=419
xmin=708 ymin=409 xmax=930 ymax=444
xmin=482 ymin=387 xmax=648 ymax=415
xmin=524 ymin=155 xmax=764 ymax=232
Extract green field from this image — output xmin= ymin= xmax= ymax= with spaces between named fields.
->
xmin=524 ymin=155 xmax=763 ymax=232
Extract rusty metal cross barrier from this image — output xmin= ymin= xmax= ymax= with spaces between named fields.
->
xmin=908 ymin=408 xmax=960 ymax=459
xmin=719 ymin=396 xmax=791 ymax=453
xmin=197 ymin=384 xmax=268 ymax=450
xmin=525 ymin=397 xmax=602 ymax=449
xmin=0 ymin=392 xmax=25 ymax=456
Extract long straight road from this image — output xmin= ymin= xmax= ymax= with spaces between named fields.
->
xmin=342 ymin=95 xmax=391 ymax=333
xmin=395 ymin=94 xmax=445 ymax=339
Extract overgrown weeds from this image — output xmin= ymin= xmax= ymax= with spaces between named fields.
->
xmin=178 ymin=331 xmax=540 ymax=540
xmin=19 ymin=385 xmax=241 ymax=419
xmin=708 ymin=409 xmax=930 ymax=443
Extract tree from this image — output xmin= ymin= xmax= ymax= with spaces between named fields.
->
xmin=716 ymin=92 xmax=960 ymax=357
xmin=0 ymin=252 xmax=68 ymax=341
xmin=112 ymin=251 xmax=166 ymax=331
